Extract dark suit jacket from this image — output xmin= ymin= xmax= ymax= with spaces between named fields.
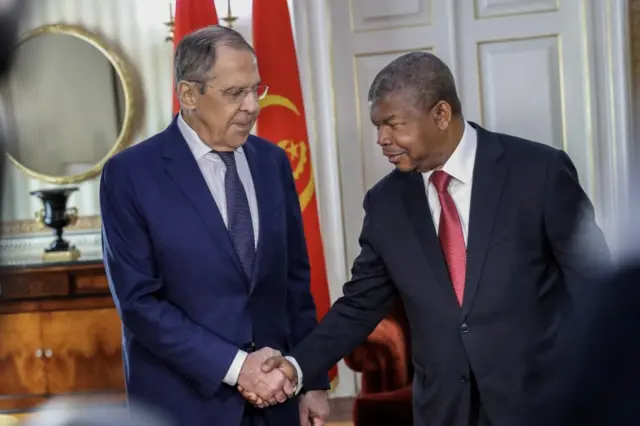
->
xmin=530 ymin=260 xmax=640 ymax=426
xmin=290 ymin=122 xmax=609 ymax=426
xmin=100 ymin=118 xmax=328 ymax=426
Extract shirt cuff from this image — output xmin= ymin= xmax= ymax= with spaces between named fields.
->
xmin=285 ymin=356 xmax=304 ymax=395
xmin=222 ymin=350 xmax=248 ymax=386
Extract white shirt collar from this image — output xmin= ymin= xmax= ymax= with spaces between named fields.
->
xmin=423 ymin=121 xmax=477 ymax=185
xmin=177 ymin=113 xmax=244 ymax=160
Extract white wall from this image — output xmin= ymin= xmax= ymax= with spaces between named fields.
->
xmin=309 ymin=0 xmax=631 ymax=288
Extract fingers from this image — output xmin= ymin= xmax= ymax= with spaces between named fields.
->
xmin=253 ymin=370 xmax=294 ymax=407
xmin=282 ymin=378 xmax=296 ymax=397
xmin=261 ymin=356 xmax=298 ymax=391
xmin=238 ymin=387 xmax=267 ymax=408
xmin=299 ymin=401 xmax=311 ymax=426
xmin=237 ymin=356 xmax=298 ymax=409
xmin=273 ymin=389 xmax=288 ymax=404
xmin=261 ymin=355 xmax=285 ymax=373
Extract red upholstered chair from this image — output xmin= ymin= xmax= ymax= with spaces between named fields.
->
xmin=343 ymin=298 xmax=413 ymax=426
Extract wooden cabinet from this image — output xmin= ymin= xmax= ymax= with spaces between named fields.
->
xmin=0 ymin=261 xmax=124 ymax=413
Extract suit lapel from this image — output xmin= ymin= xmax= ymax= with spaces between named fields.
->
xmin=243 ymin=139 xmax=280 ymax=294
xmin=402 ymin=173 xmax=455 ymax=300
xmin=162 ymin=117 xmax=244 ymax=278
xmin=461 ymin=123 xmax=508 ymax=317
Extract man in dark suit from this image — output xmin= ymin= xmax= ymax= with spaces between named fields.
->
xmin=100 ymin=26 xmax=329 ymax=426
xmin=246 ymin=52 xmax=610 ymax=426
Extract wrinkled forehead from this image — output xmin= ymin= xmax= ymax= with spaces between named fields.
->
xmin=209 ymin=45 xmax=260 ymax=86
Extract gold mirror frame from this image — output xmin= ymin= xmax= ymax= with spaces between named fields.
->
xmin=4 ymin=23 xmax=136 ymax=184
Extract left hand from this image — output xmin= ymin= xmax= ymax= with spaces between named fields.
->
xmin=298 ymin=390 xmax=330 ymax=426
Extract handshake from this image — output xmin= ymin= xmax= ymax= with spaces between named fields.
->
xmin=236 ymin=347 xmax=299 ymax=408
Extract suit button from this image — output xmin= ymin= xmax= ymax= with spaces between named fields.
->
xmin=460 ymin=323 xmax=469 ymax=333
xmin=460 ymin=375 xmax=468 ymax=384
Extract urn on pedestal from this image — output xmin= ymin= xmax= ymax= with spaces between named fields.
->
xmin=30 ymin=187 xmax=81 ymax=262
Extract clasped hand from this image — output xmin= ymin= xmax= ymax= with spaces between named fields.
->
xmin=236 ymin=347 xmax=298 ymax=408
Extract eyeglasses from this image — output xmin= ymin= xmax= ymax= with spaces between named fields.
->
xmin=197 ymin=82 xmax=269 ymax=104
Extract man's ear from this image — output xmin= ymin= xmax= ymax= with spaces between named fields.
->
xmin=177 ymin=81 xmax=198 ymax=110
xmin=433 ymin=101 xmax=452 ymax=131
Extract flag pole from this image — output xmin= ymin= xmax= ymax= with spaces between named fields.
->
xmin=164 ymin=1 xmax=175 ymax=42
xmin=221 ymin=0 xmax=238 ymax=28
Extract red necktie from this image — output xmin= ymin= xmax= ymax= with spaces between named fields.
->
xmin=431 ymin=171 xmax=466 ymax=306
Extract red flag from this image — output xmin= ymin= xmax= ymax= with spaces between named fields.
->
xmin=172 ymin=0 xmax=219 ymax=115
xmin=253 ymin=0 xmax=338 ymax=384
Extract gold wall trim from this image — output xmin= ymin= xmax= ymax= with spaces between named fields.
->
xmin=1 ymin=215 xmax=101 ymax=237
xmin=5 ymin=23 xmax=137 ymax=184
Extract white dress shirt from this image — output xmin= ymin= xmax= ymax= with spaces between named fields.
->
xmin=422 ymin=121 xmax=477 ymax=242
xmin=177 ymin=114 xmax=259 ymax=387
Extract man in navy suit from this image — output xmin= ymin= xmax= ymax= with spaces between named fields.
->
xmin=100 ymin=25 xmax=329 ymax=426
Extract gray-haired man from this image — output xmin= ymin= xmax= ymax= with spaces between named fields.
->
xmin=100 ymin=25 xmax=328 ymax=426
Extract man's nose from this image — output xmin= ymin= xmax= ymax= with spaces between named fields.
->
xmin=377 ymin=127 xmax=391 ymax=146
xmin=242 ymin=91 xmax=260 ymax=113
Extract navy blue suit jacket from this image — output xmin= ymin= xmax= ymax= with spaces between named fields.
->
xmin=100 ymin=118 xmax=329 ymax=426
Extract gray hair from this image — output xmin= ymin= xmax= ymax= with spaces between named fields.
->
xmin=173 ymin=25 xmax=255 ymax=92
xmin=368 ymin=51 xmax=462 ymax=115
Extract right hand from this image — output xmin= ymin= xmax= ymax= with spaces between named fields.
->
xmin=238 ymin=355 xmax=299 ymax=407
xmin=237 ymin=348 xmax=295 ymax=407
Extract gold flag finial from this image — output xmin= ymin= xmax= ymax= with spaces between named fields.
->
xmin=164 ymin=1 xmax=175 ymax=42
xmin=221 ymin=0 xmax=239 ymax=29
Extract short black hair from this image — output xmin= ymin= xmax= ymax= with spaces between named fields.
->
xmin=368 ymin=51 xmax=462 ymax=115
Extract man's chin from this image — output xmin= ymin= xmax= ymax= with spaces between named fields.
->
xmin=227 ymin=133 xmax=251 ymax=149
xmin=395 ymin=162 xmax=418 ymax=173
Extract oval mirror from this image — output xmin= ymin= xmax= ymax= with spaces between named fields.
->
xmin=1 ymin=24 xmax=135 ymax=184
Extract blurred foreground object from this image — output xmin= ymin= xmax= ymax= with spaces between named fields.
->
xmin=0 ymin=415 xmax=18 ymax=426
xmin=530 ymin=181 xmax=640 ymax=426
xmin=0 ymin=0 xmax=26 ymax=229
xmin=21 ymin=397 xmax=173 ymax=426
xmin=0 ymin=0 xmax=23 ymax=76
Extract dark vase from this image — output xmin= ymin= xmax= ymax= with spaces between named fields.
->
xmin=30 ymin=187 xmax=81 ymax=261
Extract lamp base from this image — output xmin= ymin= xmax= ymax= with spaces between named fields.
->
xmin=42 ymin=246 xmax=81 ymax=262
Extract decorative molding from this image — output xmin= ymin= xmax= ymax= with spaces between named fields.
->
xmin=0 ymin=229 xmax=102 ymax=265
xmin=1 ymin=215 xmax=101 ymax=237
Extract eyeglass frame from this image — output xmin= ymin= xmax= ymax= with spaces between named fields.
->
xmin=189 ymin=81 xmax=269 ymax=104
